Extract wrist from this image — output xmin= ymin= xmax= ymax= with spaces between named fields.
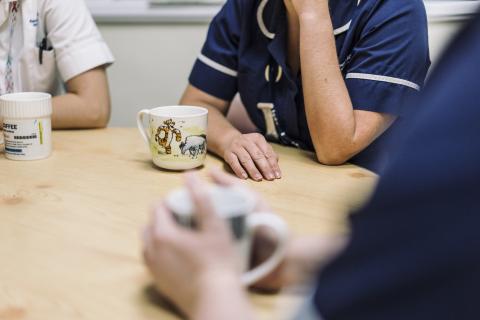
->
xmin=299 ymin=15 xmax=334 ymax=38
xmin=297 ymin=4 xmax=331 ymax=24
xmin=187 ymin=270 xmax=242 ymax=318
xmin=198 ymin=269 xmax=241 ymax=290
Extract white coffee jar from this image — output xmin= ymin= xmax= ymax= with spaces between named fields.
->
xmin=0 ymin=92 xmax=52 ymax=161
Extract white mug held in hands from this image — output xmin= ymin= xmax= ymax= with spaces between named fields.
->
xmin=166 ymin=185 xmax=289 ymax=286
xmin=137 ymin=106 xmax=208 ymax=170
xmin=0 ymin=92 xmax=52 ymax=160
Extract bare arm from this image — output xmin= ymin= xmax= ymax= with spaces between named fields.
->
xmin=52 ymin=66 xmax=111 ymax=129
xmin=180 ymin=85 xmax=281 ymax=181
xmin=180 ymin=84 xmax=239 ymax=156
xmin=291 ymin=1 xmax=395 ymax=165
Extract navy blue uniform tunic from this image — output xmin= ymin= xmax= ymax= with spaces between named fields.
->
xmin=313 ymin=12 xmax=480 ymax=320
xmin=189 ymin=0 xmax=430 ymax=171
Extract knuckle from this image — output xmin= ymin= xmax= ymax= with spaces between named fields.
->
xmin=225 ymin=152 xmax=235 ymax=162
xmin=251 ymin=151 xmax=265 ymax=161
xmin=231 ymin=164 xmax=243 ymax=174
xmin=264 ymin=151 xmax=275 ymax=159
xmin=253 ymin=132 xmax=263 ymax=139
xmin=251 ymin=133 xmax=264 ymax=141
xmin=239 ymin=157 xmax=252 ymax=165
xmin=224 ymin=157 xmax=233 ymax=166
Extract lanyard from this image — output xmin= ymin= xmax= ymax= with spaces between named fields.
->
xmin=264 ymin=58 xmax=304 ymax=149
xmin=2 ymin=0 xmax=19 ymax=95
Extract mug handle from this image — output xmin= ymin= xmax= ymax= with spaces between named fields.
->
xmin=137 ymin=109 xmax=151 ymax=146
xmin=241 ymin=212 xmax=288 ymax=286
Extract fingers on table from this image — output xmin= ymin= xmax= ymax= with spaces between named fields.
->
xmin=255 ymin=140 xmax=281 ymax=179
xmin=225 ymin=150 xmax=250 ymax=180
xmin=235 ymin=146 xmax=264 ymax=181
xmin=224 ymin=135 xmax=281 ymax=181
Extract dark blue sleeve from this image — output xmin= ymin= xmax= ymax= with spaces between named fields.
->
xmin=314 ymin=13 xmax=480 ymax=320
xmin=344 ymin=0 xmax=430 ymax=115
xmin=188 ymin=0 xmax=242 ymax=101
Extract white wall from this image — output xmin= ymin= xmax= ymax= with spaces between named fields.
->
xmin=99 ymin=24 xmax=209 ymax=127
xmin=99 ymin=9 xmax=472 ymax=127
xmin=428 ymin=20 xmax=466 ymax=66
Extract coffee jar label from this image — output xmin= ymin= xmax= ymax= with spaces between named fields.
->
xmin=3 ymin=118 xmax=52 ymax=160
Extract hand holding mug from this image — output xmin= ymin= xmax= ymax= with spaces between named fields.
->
xmin=208 ymin=170 xmax=347 ymax=292
xmin=143 ymin=171 xmax=288 ymax=316
xmin=143 ymin=176 xmax=239 ymax=317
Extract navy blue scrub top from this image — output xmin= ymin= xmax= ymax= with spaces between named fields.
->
xmin=312 ymin=12 xmax=480 ymax=320
xmin=189 ymin=0 xmax=430 ymax=172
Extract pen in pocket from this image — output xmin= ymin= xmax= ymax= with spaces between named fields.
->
xmin=38 ymin=37 xmax=52 ymax=65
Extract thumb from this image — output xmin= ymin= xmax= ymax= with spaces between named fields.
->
xmin=185 ymin=172 xmax=223 ymax=232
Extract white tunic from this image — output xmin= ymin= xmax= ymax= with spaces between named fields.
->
xmin=0 ymin=0 xmax=114 ymax=95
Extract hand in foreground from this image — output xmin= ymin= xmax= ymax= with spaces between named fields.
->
xmin=143 ymin=171 xmax=251 ymax=319
xmin=206 ymin=170 xmax=347 ymax=291
xmin=222 ymin=133 xmax=281 ymax=182
xmin=250 ymin=235 xmax=348 ymax=292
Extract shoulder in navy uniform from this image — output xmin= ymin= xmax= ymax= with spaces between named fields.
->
xmin=367 ymin=0 xmax=428 ymax=26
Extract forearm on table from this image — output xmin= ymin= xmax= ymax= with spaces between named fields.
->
xmin=52 ymin=67 xmax=111 ymax=129
xmin=52 ymin=93 xmax=110 ymax=129
xmin=299 ymin=13 xmax=380 ymax=164
xmin=179 ymin=97 xmax=241 ymax=157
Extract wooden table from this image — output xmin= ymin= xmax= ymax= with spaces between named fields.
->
xmin=0 ymin=128 xmax=376 ymax=320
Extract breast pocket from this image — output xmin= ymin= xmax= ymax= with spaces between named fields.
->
xmin=22 ymin=47 xmax=58 ymax=93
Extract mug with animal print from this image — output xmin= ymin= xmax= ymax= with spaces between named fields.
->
xmin=137 ymin=106 xmax=208 ymax=170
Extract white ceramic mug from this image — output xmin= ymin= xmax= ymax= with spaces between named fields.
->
xmin=165 ymin=185 xmax=289 ymax=286
xmin=137 ymin=106 xmax=208 ymax=170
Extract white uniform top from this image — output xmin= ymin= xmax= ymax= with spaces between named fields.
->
xmin=0 ymin=0 xmax=114 ymax=95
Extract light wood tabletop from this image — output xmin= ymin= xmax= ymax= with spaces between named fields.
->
xmin=0 ymin=128 xmax=377 ymax=320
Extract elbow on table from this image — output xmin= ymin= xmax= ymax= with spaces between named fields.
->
xmin=87 ymin=101 xmax=111 ymax=128
xmin=315 ymin=149 xmax=351 ymax=166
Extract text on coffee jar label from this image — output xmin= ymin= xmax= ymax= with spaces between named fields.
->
xmin=3 ymin=118 xmax=52 ymax=160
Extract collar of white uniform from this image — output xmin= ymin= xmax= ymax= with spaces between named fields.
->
xmin=256 ymin=0 xmax=362 ymax=39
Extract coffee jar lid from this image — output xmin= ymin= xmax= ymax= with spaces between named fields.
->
xmin=0 ymin=92 xmax=52 ymax=119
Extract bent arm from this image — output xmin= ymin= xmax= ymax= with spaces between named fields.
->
xmin=52 ymin=66 xmax=111 ymax=129
xmin=299 ymin=8 xmax=394 ymax=165
xmin=180 ymin=84 xmax=241 ymax=156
